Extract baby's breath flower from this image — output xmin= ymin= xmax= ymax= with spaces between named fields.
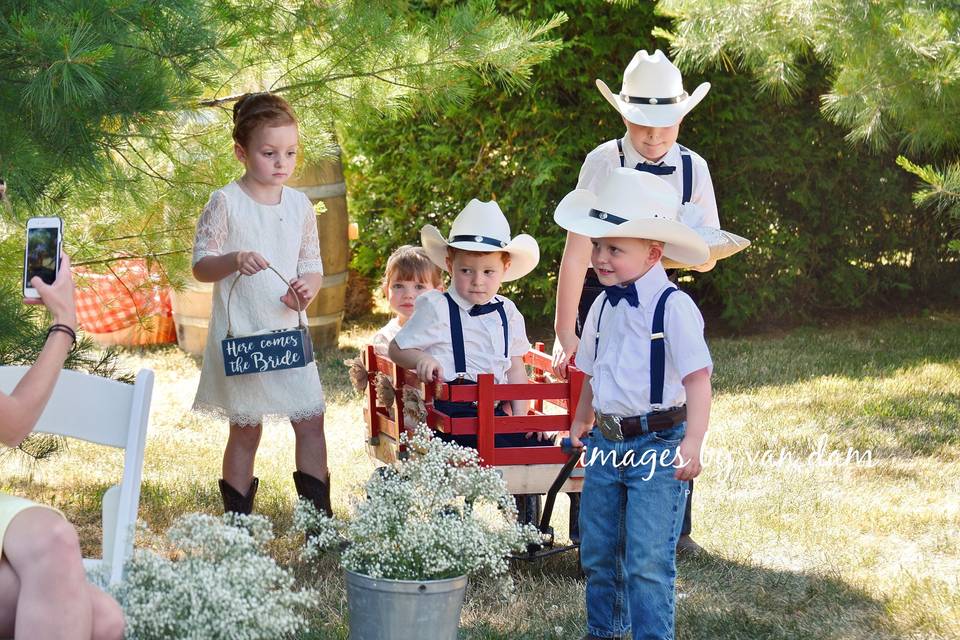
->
xmin=112 ymin=513 xmax=315 ymax=640
xmin=302 ymin=424 xmax=545 ymax=589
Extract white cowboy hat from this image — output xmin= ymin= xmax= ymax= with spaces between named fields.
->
xmin=661 ymin=202 xmax=751 ymax=269
xmin=554 ymin=168 xmax=710 ymax=266
xmin=421 ymin=199 xmax=540 ymax=282
xmin=596 ymin=49 xmax=710 ymax=128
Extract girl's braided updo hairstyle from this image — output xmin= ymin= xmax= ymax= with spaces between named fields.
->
xmin=232 ymin=92 xmax=298 ymax=148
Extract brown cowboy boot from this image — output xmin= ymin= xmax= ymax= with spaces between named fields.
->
xmin=293 ymin=470 xmax=332 ymax=517
xmin=219 ymin=477 xmax=259 ymax=515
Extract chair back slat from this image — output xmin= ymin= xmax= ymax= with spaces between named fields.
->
xmin=0 ymin=367 xmax=134 ymax=448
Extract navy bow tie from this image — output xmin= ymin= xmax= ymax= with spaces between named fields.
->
xmin=469 ymin=300 xmax=504 ymax=316
xmin=604 ymin=284 xmax=639 ymax=308
xmin=634 ymin=162 xmax=675 ymax=176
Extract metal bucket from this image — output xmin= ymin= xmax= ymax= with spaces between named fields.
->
xmin=344 ymin=570 xmax=468 ymax=640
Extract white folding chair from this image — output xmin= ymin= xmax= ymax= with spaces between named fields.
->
xmin=0 ymin=366 xmax=153 ymax=585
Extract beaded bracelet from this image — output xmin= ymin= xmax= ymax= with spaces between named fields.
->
xmin=47 ymin=323 xmax=77 ymax=346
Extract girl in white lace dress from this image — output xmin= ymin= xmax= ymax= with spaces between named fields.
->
xmin=191 ymin=92 xmax=331 ymax=517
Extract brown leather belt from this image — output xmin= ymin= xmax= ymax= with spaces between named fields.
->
xmin=595 ymin=406 xmax=687 ymax=441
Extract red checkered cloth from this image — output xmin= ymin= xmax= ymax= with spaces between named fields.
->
xmin=75 ymin=259 xmax=176 ymax=345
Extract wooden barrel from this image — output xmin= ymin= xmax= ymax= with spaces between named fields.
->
xmin=288 ymin=155 xmax=349 ymax=350
xmin=170 ymin=281 xmax=214 ymax=356
xmin=171 ymin=153 xmax=349 ymax=355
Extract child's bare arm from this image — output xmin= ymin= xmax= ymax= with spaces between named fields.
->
xmin=193 ymin=251 xmax=268 ymax=282
xmin=675 ymin=367 xmax=712 ymax=481
xmin=506 ymin=355 xmax=529 ymax=418
xmin=388 ymin=340 xmax=442 ymax=383
xmin=553 ymin=231 xmax=592 ymax=377
xmin=283 ymin=272 xmax=323 ymax=310
xmin=568 ymin=376 xmax=595 ymax=448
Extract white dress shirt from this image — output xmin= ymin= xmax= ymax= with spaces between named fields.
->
xmin=577 ymin=134 xmax=720 ymax=230
xmin=576 ymin=263 xmax=713 ymax=416
xmin=393 ymin=288 xmax=530 ymax=383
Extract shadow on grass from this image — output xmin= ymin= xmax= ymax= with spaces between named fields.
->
xmin=675 ymin=552 xmax=905 ymax=640
xmin=458 ymin=549 xmax=906 ymax=639
xmin=710 ymin=313 xmax=960 ymax=393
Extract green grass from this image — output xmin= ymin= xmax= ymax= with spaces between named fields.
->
xmin=2 ymin=311 xmax=959 ymax=639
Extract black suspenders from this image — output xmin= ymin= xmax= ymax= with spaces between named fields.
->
xmin=444 ymin=293 xmax=508 ymax=381
xmin=616 ymin=138 xmax=692 ymax=204
xmin=594 ymin=286 xmax=678 ymax=406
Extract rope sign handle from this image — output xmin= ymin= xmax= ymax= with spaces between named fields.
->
xmin=225 ymin=265 xmax=306 ymax=337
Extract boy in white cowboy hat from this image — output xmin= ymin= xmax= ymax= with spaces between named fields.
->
xmin=557 ymin=168 xmax=712 ymax=640
xmin=388 ymin=199 xmax=544 ymax=520
xmin=556 ymin=48 xmax=721 ymax=555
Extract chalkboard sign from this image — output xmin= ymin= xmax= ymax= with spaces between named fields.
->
xmin=221 ymin=327 xmax=314 ymax=377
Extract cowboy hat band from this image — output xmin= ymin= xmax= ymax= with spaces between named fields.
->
xmin=420 ymin=199 xmax=540 ymax=281
xmin=620 ymin=91 xmax=689 ymax=105
xmin=449 ymin=234 xmax=508 ymax=249
xmin=589 ymin=208 xmax=628 ymax=225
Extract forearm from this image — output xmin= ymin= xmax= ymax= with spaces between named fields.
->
xmin=573 ymin=377 xmax=595 ymax=426
xmin=0 ymin=331 xmax=73 ymax=447
xmin=555 ymin=231 xmax=591 ymax=336
xmin=192 ymin=253 xmax=239 ymax=283
xmin=388 ymin=341 xmax=425 ymax=371
xmin=682 ymin=368 xmax=712 ymax=444
xmin=506 ymin=357 xmax=528 ymax=416
xmin=299 ymin=272 xmax=323 ymax=304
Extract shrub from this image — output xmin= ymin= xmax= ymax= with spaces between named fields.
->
xmin=342 ymin=0 xmax=953 ymax=327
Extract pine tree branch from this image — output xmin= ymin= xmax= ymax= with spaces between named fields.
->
xmin=74 ymin=249 xmax=188 ymax=268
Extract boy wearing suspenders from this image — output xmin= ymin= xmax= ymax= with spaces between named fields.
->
xmin=389 ymin=199 xmax=544 ymax=520
xmin=556 ymin=49 xmax=719 ymax=555
xmin=556 ymin=169 xmax=713 ymax=640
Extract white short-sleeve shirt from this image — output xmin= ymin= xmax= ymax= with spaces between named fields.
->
xmin=371 ymin=317 xmax=402 ymax=357
xmin=577 ymin=135 xmax=720 ymax=231
xmin=392 ymin=288 xmax=530 ymax=383
xmin=576 ymin=263 xmax=713 ymax=416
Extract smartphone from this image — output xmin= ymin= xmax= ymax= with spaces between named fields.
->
xmin=23 ymin=217 xmax=63 ymax=299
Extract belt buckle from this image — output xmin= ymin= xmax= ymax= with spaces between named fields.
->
xmin=596 ymin=412 xmax=624 ymax=441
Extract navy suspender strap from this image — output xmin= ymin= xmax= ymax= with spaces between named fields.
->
xmin=594 ymin=295 xmax=609 ymax=355
xmin=444 ymin=293 xmax=468 ymax=378
xmin=494 ymin=305 xmax=509 ymax=358
xmin=620 ymin=139 xmax=692 ymax=204
xmin=445 ymin=293 xmax=510 ymax=380
xmin=592 ymin=286 xmax=679 ymax=407
xmin=650 ymin=287 xmax=678 ymax=405
xmin=678 ymin=144 xmax=692 ymax=204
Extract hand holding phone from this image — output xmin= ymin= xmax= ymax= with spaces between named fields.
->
xmin=23 ymin=217 xmax=63 ymax=299
xmin=24 ymin=252 xmax=77 ymax=327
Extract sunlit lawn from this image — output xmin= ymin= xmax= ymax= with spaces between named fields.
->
xmin=2 ymin=311 xmax=958 ymax=639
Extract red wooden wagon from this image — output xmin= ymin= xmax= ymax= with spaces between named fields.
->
xmin=361 ymin=342 xmax=586 ymax=558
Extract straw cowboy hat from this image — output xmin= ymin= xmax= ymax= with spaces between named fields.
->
xmin=421 ymin=199 xmax=540 ymax=282
xmin=554 ymin=168 xmax=710 ymax=266
xmin=596 ymin=49 xmax=710 ymax=128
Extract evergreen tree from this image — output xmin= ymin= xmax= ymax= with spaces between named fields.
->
xmin=0 ymin=0 xmax=563 ymax=336
xmin=0 ymin=0 xmax=563 ymax=454
xmin=643 ymin=0 xmax=959 ymax=253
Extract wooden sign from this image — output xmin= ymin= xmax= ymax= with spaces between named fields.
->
xmin=221 ymin=327 xmax=314 ymax=377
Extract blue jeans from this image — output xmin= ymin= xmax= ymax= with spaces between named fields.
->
xmin=579 ymin=424 xmax=689 ymax=640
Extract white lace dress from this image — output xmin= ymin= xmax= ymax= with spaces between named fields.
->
xmin=191 ymin=181 xmax=326 ymax=426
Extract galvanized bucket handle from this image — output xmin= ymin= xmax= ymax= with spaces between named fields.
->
xmin=225 ymin=264 xmax=307 ymax=337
